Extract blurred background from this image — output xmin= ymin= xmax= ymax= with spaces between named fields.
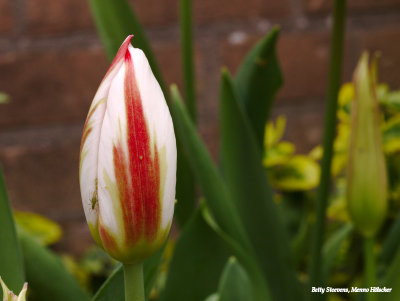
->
xmin=0 ymin=0 xmax=399 ymax=257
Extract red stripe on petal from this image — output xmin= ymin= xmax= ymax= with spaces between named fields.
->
xmin=102 ymin=35 xmax=134 ymax=82
xmin=121 ymin=49 xmax=160 ymax=243
xmin=113 ymin=143 xmax=142 ymax=244
xmin=99 ymin=220 xmax=117 ymax=251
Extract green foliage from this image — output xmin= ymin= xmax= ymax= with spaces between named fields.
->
xmin=160 ymin=208 xmax=231 ymax=301
xmin=14 ymin=211 xmax=62 ymax=246
xmin=0 ymin=167 xmax=25 ymax=298
xmin=218 ymin=258 xmax=253 ymax=301
xmin=19 ymin=229 xmax=89 ymax=301
xmin=234 ymin=27 xmax=283 ymax=150
xmin=220 ymin=70 xmax=301 ymax=300
xmin=0 ymin=92 xmax=9 ymax=104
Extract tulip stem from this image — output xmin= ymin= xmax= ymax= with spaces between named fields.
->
xmin=364 ymin=237 xmax=377 ymax=301
xmin=309 ymin=0 xmax=346 ymax=298
xmin=123 ymin=263 xmax=144 ymax=301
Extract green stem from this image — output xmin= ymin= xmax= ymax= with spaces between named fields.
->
xmin=179 ymin=0 xmax=196 ymax=122
xmin=364 ymin=237 xmax=377 ymax=301
xmin=123 ymin=263 xmax=144 ymax=301
xmin=309 ymin=0 xmax=346 ymax=298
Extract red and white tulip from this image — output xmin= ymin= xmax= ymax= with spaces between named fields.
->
xmin=79 ymin=36 xmax=176 ymax=263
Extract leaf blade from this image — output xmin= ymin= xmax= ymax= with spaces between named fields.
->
xmin=220 ymin=70 xmax=301 ymax=301
xmin=0 ymin=167 xmax=25 ymax=298
xmin=234 ymin=28 xmax=283 ymax=150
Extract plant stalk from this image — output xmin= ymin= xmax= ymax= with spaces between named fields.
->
xmin=364 ymin=237 xmax=377 ymax=301
xmin=123 ymin=263 xmax=144 ymax=301
xmin=309 ymin=0 xmax=346 ymax=298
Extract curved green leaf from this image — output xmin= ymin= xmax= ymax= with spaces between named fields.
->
xmin=322 ymin=224 xmax=353 ymax=284
xmin=218 ymin=257 xmax=253 ymax=301
xmin=234 ymin=27 xmax=283 ymax=150
xmin=380 ymin=211 xmax=400 ymax=267
xmin=160 ymin=208 xmax=231 ymax=301
xmin=19 ymin=230 xmax=89 ymax=301
xmin=220 ymin=70 xmax=301 ymax=301
xmin=170 ymin=85 xmax=249 ymax=249
xmin=0 ymin=167 xmax=25 ymax=298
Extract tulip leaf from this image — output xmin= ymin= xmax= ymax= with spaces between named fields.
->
xmin=380 ymin=211 xmax=400 ymax=268
xmin=170 ymin=85 xmax=249 ymax=248
xmin=219 ymin=70 xmax=302 ymax=301
xmin=234 ymin=27 xmax=283 ymax=151
xmin=0 ymin=166 xmax=25 ymax=299
xmin=204 ymin=294 xmax=219 ymax=301
xmin=170 ymin=87 xmax=270 ymax=301
xmin=160 ymin=208 xmax=231 ymax=301
xmin=381 ymin=249 xmax=400 ymax=301
xmin=218 ymin=257 xmax=253 ymax=301
xmin=201 ymin=203 xmax=271 ymax=301
xmin=88 ymin=0 xmax=164 ymax=94
xmin=321 ymin=223 xmax=353 ymax=283
xmin=18 ymin=229 xmax=89 ymax=301
xmin=92 ymin=243 xmax=167 ymax=301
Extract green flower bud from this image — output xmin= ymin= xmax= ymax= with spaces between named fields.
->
xmin=0 ymin=277 xmax=27 ymax=301
xmin=346 ymin=52 xmax=388 ymax=237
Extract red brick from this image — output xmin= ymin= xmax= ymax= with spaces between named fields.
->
xmin=357 ymin=27 xmax=400 ymax=89
xmin=26 ymin=0 xmax=94 ymax=35
xmin=0 ymin=125 xmax=83 ymax=215
xmin=0 ymin=47 xmax=108 ymax=127
xmin=194 ymin=0 xmax=289 ymax=24
xmin=305 ymin=0 xmax=400 ymax=14
xmin=0 ymin=0 xmax=13 ymax=33
xmin=271 ymin=99 xmax=324 ymax=153
xmin=152 ymin=40 xmax=182 ymax=88
xmin=131 ymin=0 xmax=179 ymax=27
xmin=132 ymin=0 xmax=289 ymax=27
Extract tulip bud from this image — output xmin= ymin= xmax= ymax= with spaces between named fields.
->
xmin=79 ymin=36 xmax=177 ymax=263
xmin=346 ymin=53 xmax=387 ymax=237
xmin=0 ymin=277 xmax=27 ymax=301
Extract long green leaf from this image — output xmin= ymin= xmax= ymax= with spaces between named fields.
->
xmin=381 ymin=249 xmax=400 ymax=301
xmin=0 ymin=167 xmax=25 ymax=298
xmin=19 ymin=230 xmax=89 ymax=301
xmin=201 ymin=205 xmax=271 ymax=301
xmin=380 ymin=211 xmax=400 ymax=267
xmin=92 ymin=243 xmax=167 ymax=301
xmin=92 ymin=264 xmax=124 ymax=301
xmin=170 ymin=85 xmax=249 ymax=248
xmin=88 ymin=0 xmax=164 ymax=94
xmin=220 ymin=70 xmax=301 ymax=301
xmin=170 ymin=86 xmax=270 ymax=301
xmin=321 ymin=224 xmax=353 ymax=284
xmin=218 ymin=257 xmax=253 ymax=301
xmin=160 ymin=208 xmax=231 ymax=301
xmin=234 ymin=27 xmax=283 ymax=151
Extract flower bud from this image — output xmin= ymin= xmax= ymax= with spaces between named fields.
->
xmin=346 ymin=53 xmax=387 ymax=237
xmin=0 ymin=277 xmax=27 ymax=301
xmin=79 ymin=36 xmax=177 ymax=263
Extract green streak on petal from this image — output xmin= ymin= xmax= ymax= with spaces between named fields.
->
xmin=103 ymin=168 xmax=125 ymax=238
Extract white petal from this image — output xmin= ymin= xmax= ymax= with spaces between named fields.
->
xmin=97 ymin=63 xmax=128 ymax=242
xmin=80 ymin=53 xmax=125 ymax=228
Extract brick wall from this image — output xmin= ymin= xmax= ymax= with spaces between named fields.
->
xmin=0 ymin=0 xmax=399 ymax=256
